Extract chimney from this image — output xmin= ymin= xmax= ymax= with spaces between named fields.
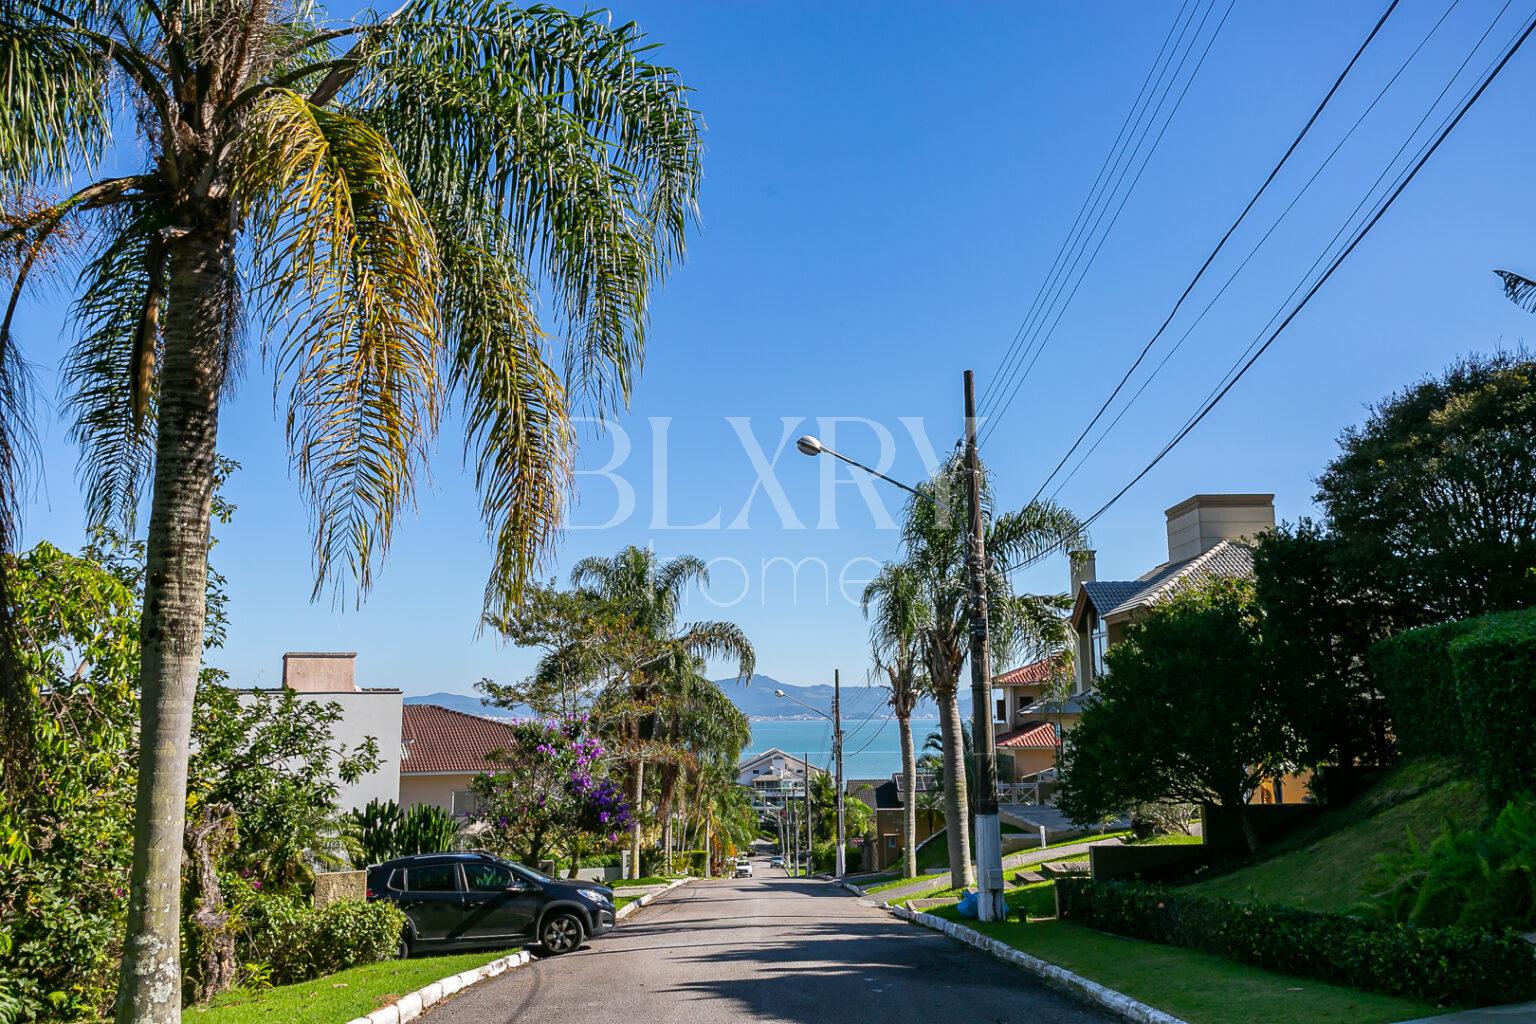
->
xmin=1164 ymin=494 xmax=1275 ymax=562
xmin=1069 ymin=549 xmax=1096 ymax=596
xmin=282 ymin=652 xmax=358 ymax=693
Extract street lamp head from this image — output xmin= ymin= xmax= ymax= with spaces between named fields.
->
xmin=773 ymin=689 xmax=788 ymax=698
xmin=795 ymin=435 xmax=824 ymax=457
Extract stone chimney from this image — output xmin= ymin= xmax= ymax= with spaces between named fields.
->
xmin=1069 ymin=549 xmax=1096 ymax=596
xmin=1164 ymin=494 xmax=1275 ymax=563
xmin=282 ymin=652 xmax=358 ymax=693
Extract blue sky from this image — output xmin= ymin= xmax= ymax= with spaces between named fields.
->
xmin=15 ymin=1 xmax=1536 ymax=699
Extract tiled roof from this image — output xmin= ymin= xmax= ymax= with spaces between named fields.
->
xmin=400 ymin=704 xmax=520 ymax=774
xmin=994 ymin=658 xmax=1055 ymax=687
xmin=1080 ymin=540 xmax=1255 ymax=621
xmin=996 ymin=721 xmax=1058 ymax=749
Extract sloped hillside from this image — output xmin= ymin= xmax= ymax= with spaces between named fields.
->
xmin=1184 ymin=759 xmax=1485 ymax=913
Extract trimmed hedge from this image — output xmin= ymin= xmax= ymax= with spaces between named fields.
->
xmin=1451 ymin=610 xmax=1536 ymax=802
xmin=1370 ymin=618 xmax=1476 ymax=759
xmin=1057 ymin=878 xmax=1536 ymax=1007
xmin=244 ymin=895 xmax=406 ymax=985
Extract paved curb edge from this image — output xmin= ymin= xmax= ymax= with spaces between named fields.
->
xmin=614 ymin=876 xmax=693 ymax=921
xmin=342 ymin=948 xmax=533 ymax=1024
xmin=887 ymin=905 xmax=1188 ymax=1024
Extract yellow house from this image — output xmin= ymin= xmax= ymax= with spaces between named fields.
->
xmin=399 ymin=704 xmax=521 ymax=816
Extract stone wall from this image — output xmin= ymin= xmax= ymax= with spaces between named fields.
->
xmin=314 ymin=870 xmax=367 ymax=907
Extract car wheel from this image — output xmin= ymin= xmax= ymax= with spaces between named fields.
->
xmin=540 ymin=912 xmax=583 ymax=955
xmin=396 ymin=929 xmax=413 ymax=960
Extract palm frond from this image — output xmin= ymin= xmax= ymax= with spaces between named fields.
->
xmin=675 ymin=620 xmax=755 ymax=681
xmin=353 ymin=0 xmax=702 ymax=412
xmin=0 ymin=13 xmax=114 ymax=191
xmin=1495 ymin=270 xmax=1536 ymax=313
xmin=62 ymin=205 xmax=168 ymax=529
xmin=234 ymin=88 xmax=442 ymax=601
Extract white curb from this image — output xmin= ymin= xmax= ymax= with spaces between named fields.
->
xmin=614 ymin=876 xmax=693 ymax=920
xmin=342 ymin=948 xmax=532 ymax=1024
xmin=888 ymin=905 xmax=1188 ymax=1024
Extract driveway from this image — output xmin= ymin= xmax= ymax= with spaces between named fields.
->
xmin=421 ymin=865 xmax=1111 ymax=1024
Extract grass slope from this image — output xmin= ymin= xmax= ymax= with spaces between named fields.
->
xmin=184 ymin=952 xmax=510 ymax=1024
xmin=1186 ymin=759 xmax=1484 ymax=913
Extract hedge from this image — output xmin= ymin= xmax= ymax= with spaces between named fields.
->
xmin=243 ymin=895 xmax=407 ymax=985
xmin=1451 ymin=609 xmax=1536 ymax=803
xmin=1370 ymin=618 xmax=1477 ymax=759
xmin=1056 ymin=878 xmax=1536 ymax=1007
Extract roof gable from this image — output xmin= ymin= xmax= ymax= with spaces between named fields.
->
xmin=400 ymin=704 xmax=521 ymax=774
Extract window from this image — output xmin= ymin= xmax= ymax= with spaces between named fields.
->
xmin=451 ymin=789 xmax=481 ymax=816
xmin=405 ymin=864 xmax=459 ymax=892
xmin=1091 ymin=615 xmax=1108 ymax=681
xmin=463 ymin=862 xmax=514 ymax=892
xmin=995 ymin=696 xmax=1006 ymax=722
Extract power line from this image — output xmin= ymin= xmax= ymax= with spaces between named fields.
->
xmin=981 ymin=0 xmax=1237 ymax=434
xmin=1001 ymin=6 xmax=1536 ymax=577
xmin=1009 ymin=0 xmax=1403 ymax=478
xmin=1042 ymin=0 xmax=1496 ymax=505
xmin=978 ymin=0 xmax=1199 ymax=416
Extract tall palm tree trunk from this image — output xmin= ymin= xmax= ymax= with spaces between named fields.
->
xmin=898 ymin=711 xmax=917 ymax=878
xmin=939 ymin=687 xmax=973 ymax=889
xmin=117 ymin=231 xmax=231 ymax=1024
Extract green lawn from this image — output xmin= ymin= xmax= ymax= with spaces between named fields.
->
xmin=183 ymin=952 xmax=511 ymax=1024
xmin=610 ymin=875 xmax=680 ymax=889
xmin=1129 ymin=832 xmax=1203 ymax=846
xmin=1186 ymin=760 xmax=1484 ymax=913
xmin=864 ymin=871 xmax=950 ymax=896
xmin=923 ymin=907 xmax=1441 ymax=1024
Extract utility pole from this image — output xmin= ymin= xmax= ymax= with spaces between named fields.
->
xmin=964 ymin=369 xmax=1006 ymax=922
xmin=833 ymin=669 xmax=846 ymax=879
xmin=804 ymin=751 xmax=813 ymax=876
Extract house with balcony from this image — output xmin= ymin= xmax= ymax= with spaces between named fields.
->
xmin=737 ymin=748 xmax=827 ymax=813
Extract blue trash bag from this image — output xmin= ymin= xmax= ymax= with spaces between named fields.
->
xmin=954 ymin=889 xmax=979 ymax=919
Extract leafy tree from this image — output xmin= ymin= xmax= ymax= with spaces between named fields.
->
xmin=470 ymin=716 xmax=631 ymax=867
xmin=807 ymin=770 xmax=873 ymax=848
xmin=1251 ymin=520 xmax=1395 ymax=772
xmin=0 ymin=3 xmax=702 ymax=1017
xmin=900 ymin=453 xmax=1085 ymax=888
xmin=1317 ymin=351 xmax=1536 ymax=623
xmin=1056 ymin=577 xmax=1295 ymax=852
xmin=861 ymin=561 xmax=929 ymax=879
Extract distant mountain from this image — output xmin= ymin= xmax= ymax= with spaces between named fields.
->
xmin=403 ymin=692 xmax=525 ymax=719
xmin=714 ymin=675 xmax=968 ymax=721
xmin=406 ymin=678 xmax=968 ymax=723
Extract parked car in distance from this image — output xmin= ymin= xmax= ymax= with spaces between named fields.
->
xmin=769 ymin=855 xmax=784 ymax=868
xmin=367 ymin=852 xmax=615 ymax=957
xmin=733 ymin=857 xmax=753 ymax=878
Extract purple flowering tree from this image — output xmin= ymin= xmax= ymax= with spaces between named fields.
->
xmin=470 ymin=716 xmax=633 ymax=868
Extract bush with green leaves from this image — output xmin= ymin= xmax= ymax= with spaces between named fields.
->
xmin=1450 ymin=609 xmax=1536 ymax=803
xmin=238 ymin=885 xmax=405 ymax=986
xmin=1361 ymin=794 xmax=1536 ymax=932
xmin=1057 ymin=878 xmax=1536 ymax=1007
xmin=1369 ymin=617 xmax=1478 ymax=760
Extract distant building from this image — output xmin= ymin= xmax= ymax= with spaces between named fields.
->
xmin=238 ymin=652 xmax=403 ymax=813
xmin=399 ymin=703 xmax=521 ymax=816
xmin=845 ymin=775 xmax=942 ymax=872
xmin=737 ymin=748 xmax=827 ymax=812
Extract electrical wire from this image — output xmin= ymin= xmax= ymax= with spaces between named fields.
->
xmin=1008 ymin=0 xmax=1404 ymax=475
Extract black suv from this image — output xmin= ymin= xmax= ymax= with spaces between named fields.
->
xmin=366 ymin=852 xmax=616 ymax=956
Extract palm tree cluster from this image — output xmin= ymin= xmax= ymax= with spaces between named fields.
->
xmin=861 ymin=453 xmax=1084 ymax=888
xmin=1 ymin=2 xmax=702 ymax=1020
xmin=482 ymin=545 xmax=756 ymax=878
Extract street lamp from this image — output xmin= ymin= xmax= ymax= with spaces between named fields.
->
xmin=796 ymin=376 xmax=1007 ymax=922
xmin=773 ymin=681 xmax=845 ymax=879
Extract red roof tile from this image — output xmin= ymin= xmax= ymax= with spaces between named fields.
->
xmin=401 ymin=704 xmax=520 ymax=774
xmin=993 ymin=658 xmax=1055 ymax=687
xmin=996 ymin=722 xmax=1058 ymax=749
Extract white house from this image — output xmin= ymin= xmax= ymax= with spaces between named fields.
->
xmin=737 ymin=748 xmax=827 ymax=812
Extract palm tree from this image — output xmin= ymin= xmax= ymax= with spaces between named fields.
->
xmin=568 ymin=547 xmax=754 ymax=877
xmin=903 ymin=453 xmax=1085 ymax=889
xmin=1 ymin=4 xmax=701 ymax=1019
xmin=861 ymin=561 xmax=929 ymax=879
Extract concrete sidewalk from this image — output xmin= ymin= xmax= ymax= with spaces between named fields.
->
xmin=1395 ymin=1003 xmax=1536 ymax=1023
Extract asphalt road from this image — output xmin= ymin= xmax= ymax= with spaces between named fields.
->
xmin=420 ymin=863 xmax=1111 ymax=1024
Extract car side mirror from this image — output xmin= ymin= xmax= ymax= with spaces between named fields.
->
xmin=504 ymin=883 xmax=527 ymax=894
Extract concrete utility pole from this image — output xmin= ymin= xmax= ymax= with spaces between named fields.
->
xmin=804 ymin=751 xmax=813 ymax=876
xmin=964 ymin=369 xmax=1006 ymax=922
xmin=833 ymin=669 xmax=846 ymax=879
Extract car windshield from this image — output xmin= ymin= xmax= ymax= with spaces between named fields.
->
xmin=512 ymin=863 xmax=553 ymax=884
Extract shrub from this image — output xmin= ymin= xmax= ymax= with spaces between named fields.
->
xmin=1057 ymin=879 xmax=1536 ymax=1007
xmin=1450 ymin=608 xmax=1536 ymax=803
xmin=1370 ymin=617 xmax=1477 ymax=759
xmin=349 ymin=800 xmax=461 ymax=868
xmin=241 ymin=890 xmax=404 ymax=985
